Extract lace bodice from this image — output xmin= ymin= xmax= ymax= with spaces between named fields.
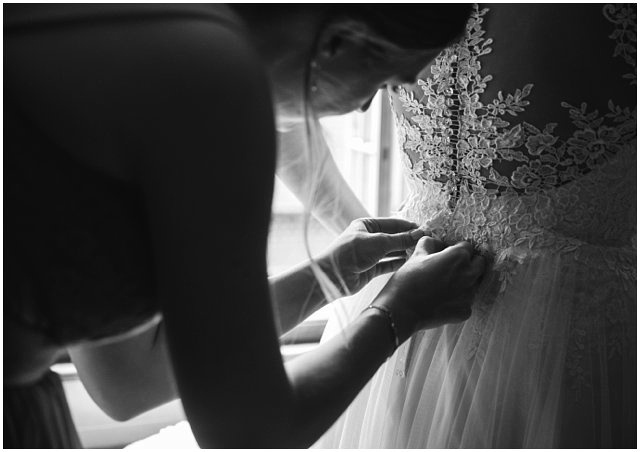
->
xmin=392 ymin=4 xmax=636 ymax=263
xmin=390 ymin=4 xmax=636 ymax=394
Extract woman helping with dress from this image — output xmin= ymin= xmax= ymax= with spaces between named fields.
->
xmin=4 ymin=4 xmax=482 ymax=448
xmin=316 ymin=3 xmax=636 ymax=448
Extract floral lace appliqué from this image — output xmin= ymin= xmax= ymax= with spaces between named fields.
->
xmin=394 ymin=4 xmax=636 ymax=255
xmin=393 ymin=4 xmax=637 ymax=396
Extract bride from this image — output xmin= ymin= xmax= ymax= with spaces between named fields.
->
xmin=315 ymin=3 xmax=636 ymax=448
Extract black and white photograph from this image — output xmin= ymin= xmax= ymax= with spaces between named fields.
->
xmin=4 ymin=2 xmax=636 ymax=448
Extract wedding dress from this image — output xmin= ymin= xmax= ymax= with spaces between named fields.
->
xmin=314 ymin=4 xmax=636 ymax=448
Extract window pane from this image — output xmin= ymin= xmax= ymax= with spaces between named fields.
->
xmin=320 ymin=93 xmax=382 ymax=216
xmin=268 ymin=92 xmax=385 ymax=323
xmin=268 ymin=179 xmax=335 ymax=276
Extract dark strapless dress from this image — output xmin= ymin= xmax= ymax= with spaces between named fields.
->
xmin=4 ymin=4 xmax=242 ymax=447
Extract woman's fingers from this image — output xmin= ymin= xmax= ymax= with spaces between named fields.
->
xmin=448 ymin=288 xmax=475 ymax=308
xmin=359 ymin=217 xmax=419 ymax=234
xmin=469 ymin=254 xmax=486 ymax=283
xmin=370 ymin=257 xmax=406 ymax=278
xmin=438 ymin=242 xmax=486 ymax=286
xmin=445 ymin=240 xmax=474 ymax=257
xmin=415 ymin=236 xmax=447 ymax=254
xmin=377 ymin=229 xmax=425 ymax=253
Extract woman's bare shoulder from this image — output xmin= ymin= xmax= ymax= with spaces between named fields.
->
xmin=5 ymin=6 xmax=268 ymax=180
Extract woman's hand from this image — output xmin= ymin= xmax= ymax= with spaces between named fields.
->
xmin=316 ymin=217 xmax=425 ymax=296
xmin=374 ymin=237 xmax=486 ymax=340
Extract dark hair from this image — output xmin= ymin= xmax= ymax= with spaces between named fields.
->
xmin=234 ymin=4 xmax=472 ymax=52
xmin=326 ymin=4 xmax=472 ymax=50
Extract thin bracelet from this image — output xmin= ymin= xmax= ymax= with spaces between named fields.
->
xmin=363 ymin=304 xmax=400 ymax=352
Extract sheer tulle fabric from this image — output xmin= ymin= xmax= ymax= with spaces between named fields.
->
xmin=314 ymin=244 xmax=635 ymax=448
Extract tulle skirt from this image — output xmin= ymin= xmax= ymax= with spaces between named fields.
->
xmin=314 ymin=244 xmax=636 ymax=448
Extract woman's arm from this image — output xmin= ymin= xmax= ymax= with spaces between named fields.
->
xmin=68 ymin=260 xmax=322 ymax=422
xmin=271 ymin=217 xmax=420 ymax=336
xmin=269 ymin=261 xmax=326 ymax=336
xmin=69 ymin=323 xmax=177 ymax=421
xmin=68 ymin=262 xmax=322 ymax=423
xmin=276 ymin=121 xmax=369 ymax=234
xmin=69 ymin=216 xmax=420 ymax=421
xmin=69 ymin=214 xmax=422 ymax=422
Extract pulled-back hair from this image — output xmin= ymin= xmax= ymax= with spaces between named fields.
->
xmin=324 ymin=4 xmax=472 ymax=51
xmin=235 ymin=4 xmax=472 ymax=52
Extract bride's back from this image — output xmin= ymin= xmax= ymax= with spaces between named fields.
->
xmin=317 ymin=5 xmax=636 ymax=448
xmin=479 ymin=4 xmax=634 ymax=137
xmin=391 ymin=3 xmax=636 ymax=251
